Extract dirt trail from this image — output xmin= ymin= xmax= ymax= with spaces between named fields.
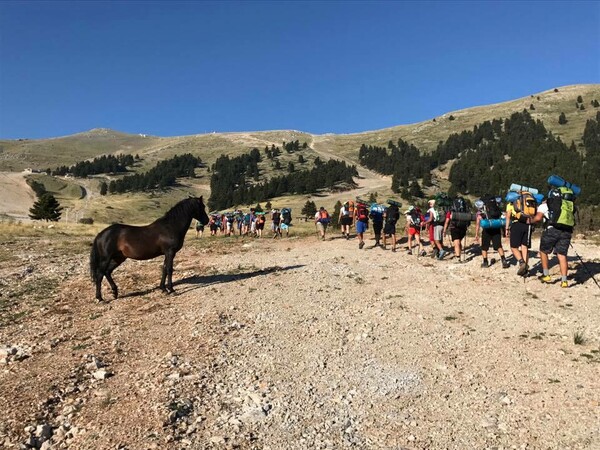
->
xmin=1 ymin=230 xmax=599 ymax=449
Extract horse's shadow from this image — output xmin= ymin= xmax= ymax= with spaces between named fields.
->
xmin=118 ymin=265 xmax=305 ymax=300
xmin=174 ymin=264 xmax=305 ymax=293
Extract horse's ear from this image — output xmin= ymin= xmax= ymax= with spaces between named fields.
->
xmin=199 ymin=196 xmax=204 ymax=202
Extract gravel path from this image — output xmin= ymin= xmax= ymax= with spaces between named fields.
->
xmin=1 ymin=232 xmax=599 ymax=449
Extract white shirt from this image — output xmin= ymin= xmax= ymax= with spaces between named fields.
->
xmin=537 ymin=202 xmax=549 ymax=219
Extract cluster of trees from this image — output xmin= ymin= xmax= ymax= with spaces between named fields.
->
xmin=283 ymin=140 xmax=308 ymax=152
xmin=209 ymin=153 xmax=357 ymax=211
xmin=52 ymin=154 xmax=136 ymax=177
xmin=358 ymin=110 xmax=600 ymax=209
xmin=107 ymin=153 xmax=202 ymax=194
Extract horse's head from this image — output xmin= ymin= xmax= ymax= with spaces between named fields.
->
xmin=195 ymin=196 xmax=210 ymax=225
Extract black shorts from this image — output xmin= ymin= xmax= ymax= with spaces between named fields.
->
xmin=372 ymin=220 xmax=383 ymax=234
xmin=384 ymin=221 xmax=397 ymax=235
xmin=481 ymin=228 xmax=502 ymax=251
xmin=450 ymin=226 xmax=467 ymax=241
xmin=540 ymin=226 xmax=571 ymax=256
xmin=509 ymin=222 xmax=532 ymax=249
xmin=340 ymin=216 xmax=353 ymax=226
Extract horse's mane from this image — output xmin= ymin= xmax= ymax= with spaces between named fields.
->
xmin=159 ymin=198 xmax=200 ymax=223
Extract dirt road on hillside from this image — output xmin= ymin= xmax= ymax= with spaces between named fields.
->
xmin=1 ymin=230 xmax=599 ymax=449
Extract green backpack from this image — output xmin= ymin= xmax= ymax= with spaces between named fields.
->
xmin=546 ymin=187 xmax=575 ymax=231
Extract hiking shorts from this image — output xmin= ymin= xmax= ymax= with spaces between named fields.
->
xmin=450 ymin=226 xmax=467 ymax=241
xmin=316 ymin=222 xmax=327 ymax=233
xmin=384 ymin=221 xmax=397 ymax=235
xmin=356 ymin=220 xmax=368 ymax=234
xmin=540 ymin=226 xmax=571 ymax=256
xmin=281 ymin=223 xmax=289 ymax=231
xmin=433 ymin=225 xmax=444 ymax=241
xmin=481 ymin=228 xmax=502 ymax=251
xmin=340 ymin=216 xmax=352 ymax=226
xmin=509 ymin=222 xmax=532 ymax=249
xmin=408 ymin=227 xmax=420 ymax=236
xmin=256 ymin=222 xmax=264 ymax=230
xmin=372 ymin=221 xmax=383 ymax=235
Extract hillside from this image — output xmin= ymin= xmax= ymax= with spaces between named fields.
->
xmin=0 ymin=84 xmax=598 ymax=223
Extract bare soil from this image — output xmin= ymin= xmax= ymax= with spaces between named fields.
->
xmin=1 ymin=229 xmax=599 ymax=450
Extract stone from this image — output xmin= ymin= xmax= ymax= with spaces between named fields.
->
xmin=92 ymin=369 xmax=112 ymax=380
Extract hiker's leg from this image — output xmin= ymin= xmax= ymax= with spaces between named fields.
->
xmin=557 ymin=253 xmax=568 ymax=278
xmin=453 ymin=239 xmax=461 ymax=257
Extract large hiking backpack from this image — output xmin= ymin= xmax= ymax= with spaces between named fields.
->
xmin=281 ymin=207 xmax=292 ymax=225
xmin=356 ymin=203 xmax=369 ymax=222
xmin=546 ymin=187 xmax=575 ymax=231
xmin=512 ymin=191 xmax=537 ymax=223
xmin=482 ymin=196 xmax=502 ymax=220
xmin=272 ymin=211 xmax=281 ymax=223
xmin=450 ymin=197 xmax=470 ymax=228
xmin=386 ymin=204 xmax=400 ymax=223
xmin=347 ymin=200 xmax=355 ymax=218
xmin=370 ymin=203 xmax=386 ymax=222
xmin=409 ymin=207 xmax=423 ymax=228
xmin=318 ymin=209 xmax=331 ymax=224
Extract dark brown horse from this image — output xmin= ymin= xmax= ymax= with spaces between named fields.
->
xmin=90 ymin=196 xmax=209 ymax=302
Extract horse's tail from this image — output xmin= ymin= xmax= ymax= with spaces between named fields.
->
xmin=90 ymin=236 xmax=101 ymax=283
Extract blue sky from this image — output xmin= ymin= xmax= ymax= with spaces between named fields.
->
xmin=1 ymin=1 xmax=598 ymax=139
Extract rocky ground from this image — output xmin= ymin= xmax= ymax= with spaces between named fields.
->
xmin=1 ymin=229 xmax=599 ymax=450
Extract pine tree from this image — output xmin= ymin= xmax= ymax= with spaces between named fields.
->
xmin=368 ymin=192 xmax=377 ymax=203
xmin=577 ymin=95 xmax=583 ymax=103
xmin=298 ymin=154 xmax=305 ymax=164
xmin=265 ymin=201 xmax=272 ymax=210
xmin=254 ymin=203 xmax=263 ymax=213
xmin=409 ymin=180 xmax=424 ymax=198
xmin=558 ymin=112 xmax=568 ymax=125
xmin=100 ymin=181 xmax=108 ymax=195
xmin=529 ymin=103 xmax=535 ymax=110
xmin=287 ymin=162 xmax=295 ymax=173
xmin=29 ymin=193 xmax=63 ymax=221
xmin=301 ymin=200 xmax=317 ymax=218
xmin=331 ymin=200 xmax=342 ymax=228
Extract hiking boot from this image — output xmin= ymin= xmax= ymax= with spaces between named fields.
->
xmin=501 ymin=260 xmax=510 ymax=269
xmin=392 ymin=247 xmax=396 ymax=252
xmin=346 ymin=234 xmax=350 ymax=240
xmin=419 ymin=251 xmax=427 ymax=257
xmin=517 ymin=262 xmax=528 ymax=276
xmin=561 ymin=281 xmax=568 ymax=288
xmin=481 ymin=260 xmax=489 ymax=268
xmin=407 ymin=249 xmax=412 ymax=255
xmin=359 ymin=241 xmax=365 ymax=249
xmin=437 ymin=250 xmax=446 ymax=260
xmin=539 ymin=275 xmax=552 ymax=283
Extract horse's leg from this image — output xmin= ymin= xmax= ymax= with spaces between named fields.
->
xmin=162 ymin=251 xmax=176 ymax=294
xmin=95 ymin=272 xmax=105 ymax=302
xmin=105 ymin=257 xmax=125 ymax=299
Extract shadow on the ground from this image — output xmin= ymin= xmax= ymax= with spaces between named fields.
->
xmin=174 ymin=264 xmax=305 ymax=291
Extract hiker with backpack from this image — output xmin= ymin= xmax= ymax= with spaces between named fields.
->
xmin=315 ymin=206 xmax=330 ymax=240
xmin=405 ymin=206 xmax=426 ymax=256
xmin=532 ymin=184 xmax=576 ymax=288
xmin=474 ymin=196 xmax=510 ymax=269
xmin=256 ymin=212 xmax=266 ymax=238
xmin=339 ymin=201 xmax=354 ymax=240
xmin=355 ymin=201 xmax=369 ymax=249
xmin=272 ymin=208 xmax=282 ymax=238
xmin=280 ymin=207 xmax=292 ymax=237
xmin=369 ymin=203 xmax=386 ymax=248
xmin=442 ymin=197 xmax=471 ymax=262
xmin=426 ymin=199 xmax=447 ymax=259
xmin=383 ymin=200 xmax=400 ymax=252
xmin=505 ymin=190 xmax=537 ymax=276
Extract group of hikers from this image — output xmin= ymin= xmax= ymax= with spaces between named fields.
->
xmin=196 ymin=207 xmax=294 ymax=239
xmin=314 ymin=175 xmax=581 ymax=288
xmin=195 ymin=175 xmax=580 ymax=288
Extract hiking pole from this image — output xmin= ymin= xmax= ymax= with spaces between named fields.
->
xmin=570 ymin=243 xmax=600 ymax=289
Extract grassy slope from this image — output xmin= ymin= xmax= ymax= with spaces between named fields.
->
xmin=1 ymin=84 xmax=598 ymax=224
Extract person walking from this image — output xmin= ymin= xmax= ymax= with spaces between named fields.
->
xmin=355 ymin=201 xmax=369 ymax=249
xmin=369 ymin=203 xmax=385 ymax=248
xmin=505 ymin=192 xmax=536 ymax=276
xmin=533 ymin=187 xmax=576 ymax=288
xmin=405 ymin=206 xmax=425 ymax=256
xmin=315 ymin=206 xmax=330 ymax=240
xmin=339 ymin=201 xmax=354 ymax=240
xmin=383 ymin=201 xmax=400 ymax=252
xmin=474 ymin=200 xmax=510 ymax=268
